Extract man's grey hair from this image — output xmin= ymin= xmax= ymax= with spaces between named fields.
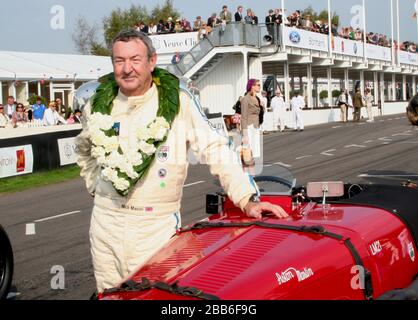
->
xmin=111 ymin=29 xmax=156 ymax=60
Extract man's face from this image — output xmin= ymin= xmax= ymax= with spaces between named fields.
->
xmin=56 ymin=99 xmax=61 ymax=105
xmin=36 ymin=100 xmax=41 ymax=105
xmin=112 ymin=39 xmax=157 ymax=97
xmin=7 ymin=97 xmax=14 ymax=105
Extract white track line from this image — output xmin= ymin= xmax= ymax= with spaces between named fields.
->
xmin=295 ymin=155 xmax=313 ymax=160
xmin=184 ymin=181 xmax=205 ymax=188
xmin=363 ymin=140 xmax=373 ymax=144
xmin=359 ymin=174 xmax=418 ymax=178
xmin=7 ymin=292 xmax=21 ymax=299
xmin=332 ymin=126 xmax=342 ymax=129
xmin=345 ymin=144 xmax=366 ymax=148
xmin=320 ymin=149 xmax=336 ymax=156
xmin=35 ymin=211 xmax=82 ymax=223
xmin=274 ymin=162 xmax=292 ymax=168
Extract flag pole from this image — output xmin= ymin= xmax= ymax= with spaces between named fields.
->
xmin=362 ymin=0 xmax=367 ymax=62
xmin=390 ymin=0 xmax=395 ymax=66
xmin=396 ymin=0 xmax=400 ymax=67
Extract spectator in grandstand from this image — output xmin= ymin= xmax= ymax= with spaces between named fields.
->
xmin=302 ymin=15 xmax=313 ymax=31
xmin=165 ymin=17 xmax=175 ymax=33
xmin=56 ymin=97 xmax=69 ymax=120
xmin=0 ymin=104 xmax=11 ymax=128
xmin=244 ymin=9 xmax=253 ymax=24
xmin=219 ymin=5 xmax=232 ymax=23
xmin=235 ymin=5 xmax=244 ymax=22
xmin=193 ymin=16 xmax=203 ymax=31
xmin=138 ymin=21 xmax=149 ymax=34
xmin=181 ymin=18 xmax=192 ymax=32
xmin=288 ymin=10 xmax=302 ymax=28
xmin=43 ymin=101 xmax=66 ymax=126
xmin=157 ymin=19 xmax=166 ymax=33
xmin=4 ymin=96 xmax=16 ymax=120
xmin=32 ymin=97 xmax=46 ymax=121
xmin=171 ymin=51 xmax=183 ymax=64
xmin=148 ymin=22 xmax=157 ymax=34
xmin=207 ymin=13 xmax=220 ymax=28
xmin=266 ymin=9 xmax=276 ymax=37
xmin=174 ymin=19 xmax=183 ymax=33
xmin=198 ymin=23 xmax=212 ymax=40
xmin=11 ymin=103 xmax=29 ymax=128
xmin=67 ymin=109 xmax=82 ymax=124
xmin=274 ymin=9 xmax=283 ymax=25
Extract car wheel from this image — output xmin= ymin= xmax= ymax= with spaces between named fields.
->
xmin=0 ymin=226 xmax=13 ymax=300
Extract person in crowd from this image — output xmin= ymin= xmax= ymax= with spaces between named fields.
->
xmin=171 ymin=51 xmax=183 ymax=64
xmin=11 ymin=103 xmax=29 ymax=128
xmin=56 ymin=97 xmax=69 ymax=120
xmin=4 ymin=96 xmax=16 ymax=120
xmin=0 ymin=104 xmax=11 ymax=128
xmin=32 ymin=97 xmax=46 ymax=122
xmin=148 ymin=22 xmax=157 ymax=34
xmin=274 ymin=9 xmax=283 ymax=25
xmin=232 ymin=96 xmax=242 ymax=133
xmin=241 ymin=79 xmax=262 ymax=131
xmin=338 ymin=89 xmax=348 ymax=123
xmin=165 ymin=17 xmax=175 ymax=33
xmin=198 ymin=23 xmax=211 ymax=39
xmin=266 ymin=9 xmax=275 ymax=37
xmin=76 ymin=29 xmax=288 ymax=293
xmin=193 ymin=16 xmax=203 ymax=31
xmin=138 ymin=21 xmax=149 ymax=34
xmin=43 ymin=101 xmax=66 ymax=126
xmin=67 ymin=109 xmax=82 ymax=124
xmin=207 ymin=13 xmax=220 ymax=28
xmin=290 ymin=91 xmax=305 ymax=131
xmin=271 ymin=90 xmax=286 ymax=132
xmin=364 ymin=88 xmax=374 ymax=123
xmin=235 ymin=5 xmax=244 ymax=22
xmin=219 ymin=5 xmax=232 ymax=23
xmin=157 ymin=19 xmax=166 ymax=33
xmin=352 ymin=88 xmax=364 ymax=122
xmin=181 ymin=18 xmax=192 ymax=32
xmin=245 ymin=9 xmax=254 ymax=24
xmin=174 ymin=19 xmax=183 ymax=33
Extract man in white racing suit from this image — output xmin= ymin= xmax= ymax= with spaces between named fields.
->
xmin=76 ymin=30 xmax=288 ymax=293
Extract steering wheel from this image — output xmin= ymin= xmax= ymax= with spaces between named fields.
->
xmin=254 ymin=176 xmax=293 ymax=190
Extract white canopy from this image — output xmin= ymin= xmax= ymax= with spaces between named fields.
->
xmin=0 ymin=51 xmax=113 ymax=81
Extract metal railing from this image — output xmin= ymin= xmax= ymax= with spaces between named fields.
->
xmin=167 ymin=23 xmax=281 ymax=77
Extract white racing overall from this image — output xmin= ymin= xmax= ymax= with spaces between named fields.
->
xmin=76 ymin=84 xmax=256 ymax=292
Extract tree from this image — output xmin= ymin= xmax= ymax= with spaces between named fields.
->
xmin=151 ymin=0 xmax=180 ymax=23
xmin=72 ymin=16 xmax=109 ymax=56
xmin=103 ymin=5 xmax=150 ymax=48
xmin=317 ymin=10 xmax=340 ymax=27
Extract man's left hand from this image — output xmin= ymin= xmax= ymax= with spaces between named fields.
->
xmin=244 ymin=202 xmax=289 ymax=219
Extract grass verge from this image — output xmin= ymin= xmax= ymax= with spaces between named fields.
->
xmin=0 ymin=166 xmax=81 ymax=195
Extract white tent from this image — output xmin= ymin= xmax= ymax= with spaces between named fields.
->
xmin=0 ymin=51 xmax=113 ymax=81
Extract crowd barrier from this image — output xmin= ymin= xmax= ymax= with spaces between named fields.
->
xmin=0 ymin=125 xmax=82 ymax=179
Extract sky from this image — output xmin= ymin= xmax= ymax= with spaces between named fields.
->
xmin=0 ymin=0 xmax=417 ymax=54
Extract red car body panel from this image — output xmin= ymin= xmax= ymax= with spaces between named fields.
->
xmin=101 ymin=195 xmax=418 ymax=300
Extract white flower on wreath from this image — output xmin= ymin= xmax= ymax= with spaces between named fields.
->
xmin=114 ymin=177 xmax=130 ymax=192
xmin=138 ymin=140 xmax=156 ymax=156
xmin=91 ymin=146 xmax=106 ymax=159
xmin=101 ymin=167 xmax=119 ymax=183
xmin=91 ymin=130 xmax=107 ymax=147
xmin=106 ymin=151 xmax=125 ymax=169
xmin=126 ymin=149 xmax=143 ymax=167
xmin=89 ymin=113 xmax=114 ymax=131
xmin=136 ymin=127 xmax=152 ymax=141
xmin=102 ymin=135 xmax=119 ymax=153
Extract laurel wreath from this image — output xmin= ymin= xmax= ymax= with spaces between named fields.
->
xmin=90 ymin=68 xmax=180 ymax=196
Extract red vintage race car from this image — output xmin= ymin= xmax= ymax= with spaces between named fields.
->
xmin=98 ymin=166 xmax=418 ymax=300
